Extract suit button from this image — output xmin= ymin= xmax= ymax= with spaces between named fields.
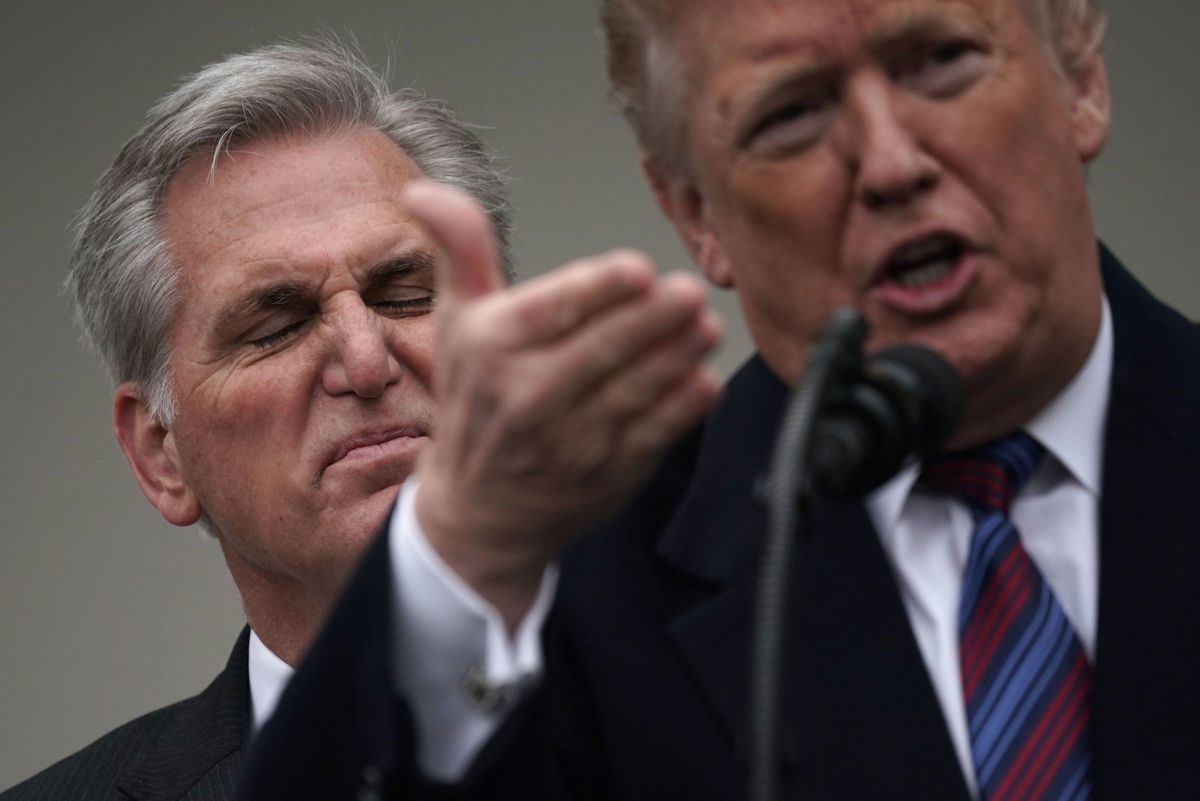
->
xmin=357 ymin=764 xmax=383 ymax=801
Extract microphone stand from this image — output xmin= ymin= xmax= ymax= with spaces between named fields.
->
xmin=749 ymin=308 xmax=868 ymax=801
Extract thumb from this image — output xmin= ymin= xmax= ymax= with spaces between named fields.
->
xmin=402 ymin=182 xmax=505 ymax=304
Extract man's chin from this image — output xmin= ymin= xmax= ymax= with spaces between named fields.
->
xmin=317 ymin=485 xmax=407 ymax=567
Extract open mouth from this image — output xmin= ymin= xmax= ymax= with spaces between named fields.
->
xmin=880 ymin=233 xmax=966 ymax=289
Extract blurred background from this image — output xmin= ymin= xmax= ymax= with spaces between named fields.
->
xmin=1 ymin=0 xmax=1197 ymax=786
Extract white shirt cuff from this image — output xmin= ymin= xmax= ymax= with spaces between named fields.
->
xmin=388 ymin=477 xmax=558 ymax=781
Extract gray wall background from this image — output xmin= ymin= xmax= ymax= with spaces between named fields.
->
xmin=1 ymin=0 xmax=1196 ymax=787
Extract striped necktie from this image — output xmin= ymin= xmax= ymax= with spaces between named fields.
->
xmin=921 ymin=432 xmax=1094 ymax=801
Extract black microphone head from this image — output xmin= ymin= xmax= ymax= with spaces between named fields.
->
xmin=866 ymin=344 xmax=962 ymax=452
xmin=813 ymin=344 xmax=962 ymax=493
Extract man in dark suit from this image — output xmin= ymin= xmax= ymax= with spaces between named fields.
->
xmin=0 ymin=39 xmax=525 ymax=801
xmin=241 ymin=0 xmax=1200 ymax=798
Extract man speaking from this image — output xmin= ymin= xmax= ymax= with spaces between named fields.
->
xmin=243 ymin=1 xmax=1200 ymax=798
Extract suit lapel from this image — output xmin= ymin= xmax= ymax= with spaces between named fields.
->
xmin=1092 ymin=249 xmax=1200 ymax=797
xmin=657 ymin=358 xmax=971 ymax=799
xmin=237 ymin=526 xmax=423 ymax=801
xmin=660 ymin=250 xmax=1200 ymax=797
xmin=118 ymin=628 xmax=251 ymax=801
xmin=653 ymin=357 xmax=779 ymax=762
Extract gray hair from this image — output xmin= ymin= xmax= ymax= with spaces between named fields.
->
xmin=67 ymin=38 xmax=514 ymax=424
xmin=599 ymin=0 xmax=1108 ymax=180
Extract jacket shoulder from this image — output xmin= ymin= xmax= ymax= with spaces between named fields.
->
xmin=2 ymin=629 xmax=250 ymax=801
xmin=1 ymin=701 xmax=180 ymax=800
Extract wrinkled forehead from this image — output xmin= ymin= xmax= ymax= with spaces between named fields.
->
xmin=658 ymin=0 xmax=1046 ymax=59
xmin=623 ymin=0 xmax=1065 ymax=181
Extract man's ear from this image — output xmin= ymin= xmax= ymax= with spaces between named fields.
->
xmin=643 ymin=155 xmax=735 ymax=288
xmin=114 ymin=383 xmax=201 ymax=526
xmin=1067 ymin=46 xmax=1111 ymax=163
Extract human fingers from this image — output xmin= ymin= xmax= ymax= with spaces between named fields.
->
xmin=581 ymin=302 xmax=724 ymax=428
xmin=401 ymin=181 xmax=504 ymax=304
xmin=426 ymin=252 xmax=660 ymax=454
xmin=618 ymin=361 xmax=724 ymax=468
xmin=531 ymin=304 xmax=721 ymax=489
xmin=477 ymin=249 xmax=657 ymax=349
xmin=436 ymin=270 xmax=715 ymax=480
xmin=429 ymin=251 xmax=668 ymax=453
xmin=518 ymin=270 xmax=715 ymax=416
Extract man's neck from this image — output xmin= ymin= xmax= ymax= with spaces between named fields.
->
xmin=219 ymin=544 xmax=342 ymax=666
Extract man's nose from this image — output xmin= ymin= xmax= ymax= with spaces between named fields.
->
xmin=840 ymin=77 xmax=939 ymax=210
xmin=321 ymin=301 xmax=401 ymax=398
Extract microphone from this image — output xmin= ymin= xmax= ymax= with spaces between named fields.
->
xmin=749 ymin=309 xmax=961 ymax=801
xmin=811 ymin=343 xmax=962 ymax=493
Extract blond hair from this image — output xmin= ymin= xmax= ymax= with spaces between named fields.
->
xmin=599 ymin=0 xmax=1107 ymax=179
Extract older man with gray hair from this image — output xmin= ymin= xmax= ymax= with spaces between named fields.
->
xmin=242 ymin=0 xmax=1200 ymax=798
xmin=5 ymin=30 xmax=718 ymax=800
xmin=0 ymin=37 xmax=515 ymax=801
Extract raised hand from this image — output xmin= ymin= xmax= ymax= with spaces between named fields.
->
xmin=405 ymin=182 xmax=723 ymax=629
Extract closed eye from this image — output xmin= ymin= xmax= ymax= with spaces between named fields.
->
xmin=250 ymin=317 xmax=310 ymax=349
xmin=369 ymin=280 xmax=436 ymax=316
xmin=373 ymin=295 xmax=434 ymax=314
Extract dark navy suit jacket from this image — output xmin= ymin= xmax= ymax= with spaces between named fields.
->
xmin=240 ymin=248 xmax=1200 ymax=800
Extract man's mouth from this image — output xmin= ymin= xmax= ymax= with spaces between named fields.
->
xmin=881 ymin=233 xmax=966 ymax=289
xmin=871 ymin=232 xmax=978 ymax=315
xmin=327 ymin=427 xmax=426 ymax=467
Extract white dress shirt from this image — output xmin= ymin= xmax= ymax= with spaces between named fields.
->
xmin=243 ymin=494 xmax=555 ymax=769
xmin=248 ymin=628 xmax=294 ymax=734
xmin=389 ymin=480 xmax=558 ymax=780
xmin=242 ymin=491 xmax=556 ymax=773
xmin=868 ymin=298 xmax=1111 ymax=794
xmin=380 ymin=299 xmax=1112 ymax=787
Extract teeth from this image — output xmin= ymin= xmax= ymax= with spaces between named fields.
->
xmin=895 ymin=258 xmax=953 ymax=288
xmin=883 ymin=233 xmax=964 ymax=289
xmin=894 ymin=238 xmax=949 ymax=265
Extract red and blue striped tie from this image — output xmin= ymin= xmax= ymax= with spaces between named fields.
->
xmin=921 ymin=432 xmax=1094 ymax=801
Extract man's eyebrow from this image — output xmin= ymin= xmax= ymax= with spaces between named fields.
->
xmin=866 ymin=9 xmax=982 ymax=54
xmin=214 ymin=251 xmax=439 ymax=335
xmin=364 ymin=250 xmax=437 ymax=286
xmin=216 ymin=279 xmax=311 ymax=333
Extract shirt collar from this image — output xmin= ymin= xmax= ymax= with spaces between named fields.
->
xmin=247 ymin=628 xmax=295 ymax=733
xmin=869 ymin=295 xmax=1113 ymax=529
xmin=1023 ymin=296 xmax=1112 ymax=496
